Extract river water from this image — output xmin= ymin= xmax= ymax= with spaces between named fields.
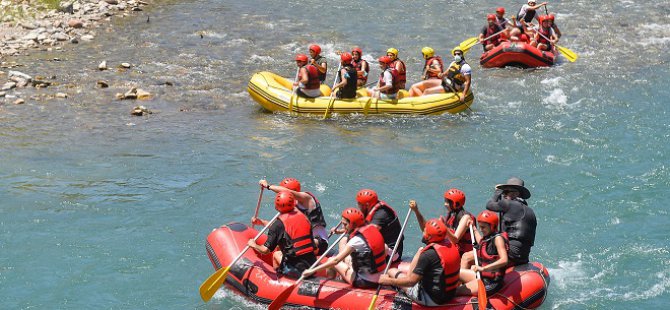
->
xmin=1 ymin=0 xmax=669 ymax=309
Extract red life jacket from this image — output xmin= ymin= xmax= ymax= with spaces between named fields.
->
xmin=440 ymin=209 xmax=475 ymax=256
xmin=278 ymin=210 xmax=316 ymax=257
xmin=538 ymin=26 xmax=552 ymax=45
xmin=424 ymin=56 xmax=444 ymax=79
xmin=421 ymin=241 xmax=461 ymax=293
xmin=352 ymin=58 xmax=369 ymax=84
xmin=378 ymin=68 xmax=400 ymax=95
xmin=349 ymin=225 xmax=387 ymax=273
xmin=389 ymin=59 xmax=406 ymax=86
xmin=484 ymin=25 xmax=502 ymax=46
xmin=300 ymin=64 xmax=321 ymax=90
xmin=477 ymin=232 xmax=510 ymax=279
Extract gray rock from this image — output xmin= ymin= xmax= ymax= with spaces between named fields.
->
xmin=81 ymin=34 xmax=94 ymax=41
xmin=9 ymin=70 xmax=32 ymax=81
xmin=96 ymin=80 xmax=109 ymax=88
xmin=131 ymin=105 xmax=152 ymax=116
xmin=21 ymin=22 xmax=37 ymax=30
xmin=120 ymin=62 xmax=131 ymax=68
xmin=0 ymin=91 xmax=5 ymax=97
xmin=14 ymin=98 xmax=25 ymax=105
xmin=55 ymin=92 xmax=68 ymax=98
xmin=70 ymin=37 xmax=79 ymax=44
xmin=104 ymin=0 xmax=119 ymax=4
xmin=131 ymin=6 xmax=142 ymax=11
xmin=68 ymin=19 xmax=84 ymax=28
xmin=98 ymin=60 xmax=108 ymax=70
xmin=37 ymin=33 xmax=48 ymax=42
xmin=58 ymin=2 xmax=74 ymax=14
xmin=23 ymin=32 xmax=38 ymax=41
xmin=54 ymin=33 xmax=69 ymax=41
xmin=1 ymin=82 xmax=16 ymax=91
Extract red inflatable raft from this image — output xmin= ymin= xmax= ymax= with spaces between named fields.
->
xmin=480 ymin=41 xmax=557 ymax=68
xmin=205 ymin=222 xmax=550 ymax=309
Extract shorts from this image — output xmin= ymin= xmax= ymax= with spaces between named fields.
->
xmin=406 ymin=282 xmax=451 ymax=306
xmin=352 ymin=272 xmax=379 ymax=289
xmin=482 ymin=276 xmax=504 ymax=295
xmin=277 ymin=260 xmax=312 ymax=280
xmin=379 ymin=92 xmax=397 ymax=100
xmin=296 ymin=88 xmax=320 ymax=98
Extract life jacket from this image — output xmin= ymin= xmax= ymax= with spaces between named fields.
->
xmin=538 ymin=26 xmax=552 ymax=45
xmin=484 ymin=24 xmax=503 ymax=46
xmin=424 ymin=56 xmax=444 ymax=79
xmin=517 ymin=6 xmax=536 ymax=23
xmin=337 ymin=64 xmax=358 ymax=98
xmin=352 ymin=58 xmax=369 ymax=84
xmin=478 ymin=232 xmax=510 ymax=279
xmin=300 ymin=64 xmax=321 ymax=90
xmin=502 ymin=201 xmax=536 ymax=246
xmin=421 ymin=241 xmax=461 ymax=293
xmin=349 ymin=225 xmax=387 ymax=274
xmin=378 ymin=68 xmax=400 ymax=95
xmin=389 ymin=59 xmax=406 ymax=86
xmin=278 ymin=210 xmax=316 ymax=257
xmin=445 ymin=60 xmax=468 ymax=87
xmin=440 ymin=209 xmax=475 ymax=255
xmin=312 ymin=55 xmax=327 ymax=83
xmin=496 ymin=17 xmax=509 ymax=29
xmin=365 ymin=200 xmax=402 ymax=248
xmin=297 ymin=192 xmax=328 ymax=230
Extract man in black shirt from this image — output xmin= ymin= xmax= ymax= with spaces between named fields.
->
xmin=486 ymin=177 xmax=537 ymax=265
xmin=378 ymin=219 xmax=461 ymax=306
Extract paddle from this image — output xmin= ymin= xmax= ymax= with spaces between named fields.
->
xmin=534 ymin=27 xmax=578 ymax=62
xmin=469 ymin=223 xmax=487 ymax=310
xmin=288 ymin=68 xmax=299 ymax=115
xmin=199 ymin=212 xmax=281 ymax=302
xmin=457 ymin=28 xmax=508 ymax=55
xmin=322 ymin=62 xmax=342 ymax=119
xmin=267 ymin=222 xmax=345 ymax=310
xmin=251 ymin=186 xmax=264 ymax=227
xmin=363 ymin=79 xmax=379 ymax=88
xmin=367 ymin=206 xmax=413 ymax=310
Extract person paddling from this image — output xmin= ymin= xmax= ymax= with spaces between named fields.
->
xmin=458 ymin=210 xmax=509 ymax=296
xmin=378 ymin=219 xmax=462 ymax=306
xmin=367 ymin=56 xmax=401 ymax=100
xmin=421 ymin=47 xmax=444 ymax=80
xmin=480 ymin=14 xmax=504 ymax=51
xmin=532 ymin=15 xmax=558 ymax=51
xmin=547 ymin=13 xmax=562 ymax=38
xmin=302 ymin=208 xmax=388 ymax=288
xmin=332 ymin=52 xmax=358 ymax=99
xmin=259 ymin=178 xmax=329 ymax=255
xmin=510 ymin=0 xmax=548 ymax=41
xmin=355 ymin=189 xmax=404 ymax=261
xmin=249 ymin=191 xmax=317 ymax=279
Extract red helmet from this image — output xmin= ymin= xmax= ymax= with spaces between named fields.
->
xmin=342 ymin=207 xmax=365 ymax=229
xmin=280 ymin=178 xmax=301 ymax=192
xmin=309 ymin=44 xmax=321 ymax=55
xmin=275 ymin=191 xmax=296 ymax=213
xmin=487 ymin=14 xmax=496 ymax=21
xmin=538 ymin=15 xmax=547 ymax=23
xmin=352 ymin=47 xmax=363 ymax=56
xmin=340 ymin=52 xmax=353 ymax=64
xmin=548 ymin=14 xmax=555 ymax=21
xmin=477 ymin=210 xmax=499 ymax=232
xmin=423 ymin=218 xmax=448 ymax=243
xmin=496 ymin=7 xmax=505 ymax=14
xmin=378 ymin=56 xmax=392 ymax=65
xmin=295 ymin=54 xmax=308 ymax=62
xmin=356 ymin=189 xmax=379 ymax=211
xmin=444 ymin=188 xmax=466 ymax=210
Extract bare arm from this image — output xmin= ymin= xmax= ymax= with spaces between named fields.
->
xmin=409 ymin=200 xmax=427 ymax=232
xmin=303 ymin=245 xmax=353 ymax=276
xmin=473 ymin=236 xmax=509 ymax=272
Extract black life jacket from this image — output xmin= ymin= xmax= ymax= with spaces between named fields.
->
xmin=446 ymin=60 xmax=469 ymax=87
xmin=297 ymin=192 xmax=328 ymax=230
xmin=349 ymin=225 xmax=387 ymax=274
xmin=312 ymin=55 xmax=327 ymax=83
xmin=337 ymin=64 xmax=358 ymax=98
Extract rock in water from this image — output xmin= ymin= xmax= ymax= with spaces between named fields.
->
xmin=98 ymin=61 xmax=108 ymax=70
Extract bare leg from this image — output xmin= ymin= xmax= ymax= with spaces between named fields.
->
xmin=273 ymin=251 xmax=283 ymax=269
xmin=455 ymin=269 xmax=478 ymax=296
xmin=461 ymin=251 xmax=474 ymax=269
xmin=334 ymin=261 xmax=355 ymax=284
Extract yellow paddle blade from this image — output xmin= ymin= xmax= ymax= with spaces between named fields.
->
xmin=477 ymin=279 xmax=487 ymax=310
xmin=199 ymin=266 xmax=230 ymax=302
xmin=557 ymin=45 xmax=578 ymax=62
xmin=455 ymin=37 xmax=479 ymax=55
xmin=367 ymin=294 xmax=379 ymax=310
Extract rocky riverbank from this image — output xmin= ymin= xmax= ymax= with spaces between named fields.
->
xmin=0 ymin=0 xmax=152 ymax=110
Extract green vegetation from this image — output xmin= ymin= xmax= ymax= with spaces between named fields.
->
xmin=37 ymin=0 xmax=63 ymax=10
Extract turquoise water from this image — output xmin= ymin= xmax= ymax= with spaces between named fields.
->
xmin=1 ymin=0 xmax=669 ymax=309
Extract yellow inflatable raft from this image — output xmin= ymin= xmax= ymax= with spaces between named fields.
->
xmin=247 ymin=71 xmax=474 ymax=116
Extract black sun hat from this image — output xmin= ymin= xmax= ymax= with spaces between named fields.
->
xmin=495 ymin=177 xmax=531 ymax=199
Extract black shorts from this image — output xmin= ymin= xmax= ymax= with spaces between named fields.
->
xmin=277 ymin=260 xmax=312 ymax=279
xmin=482 ymin=276 xmax=504 ymax=295
xmin=352 ymin=273 xmax=378 ymax=289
